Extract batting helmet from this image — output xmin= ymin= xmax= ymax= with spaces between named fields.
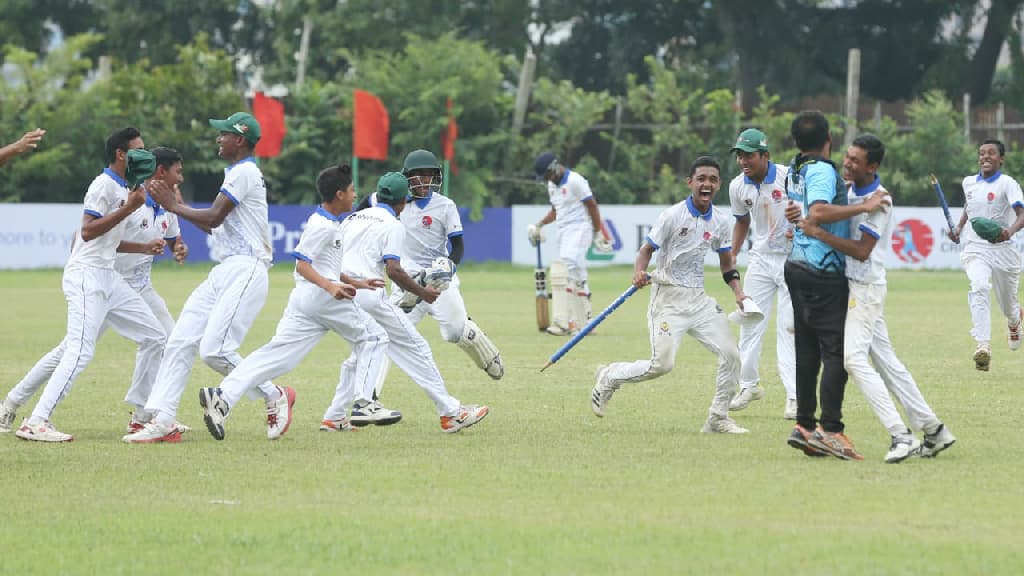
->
xmin=402 ymin=149 xmax=442 ymax=198
xmin=533 ymin=151 xmax=558 ymax=180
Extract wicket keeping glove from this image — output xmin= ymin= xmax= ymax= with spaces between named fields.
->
xmin=970 ymin=217 xmax=1004 ymax=243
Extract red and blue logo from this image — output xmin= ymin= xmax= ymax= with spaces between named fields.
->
xmin=891 ymin=218 xmax=933 ymax=263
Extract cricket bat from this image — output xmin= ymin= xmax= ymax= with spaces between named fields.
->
xmin=930 ymin=174 xmax=960 ymax=244
xmin=534 ymin=242 xmax=550 ymax=331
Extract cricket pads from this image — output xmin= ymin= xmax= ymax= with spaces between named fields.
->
xmin=457 ymin=319 xmax=504 ymax=380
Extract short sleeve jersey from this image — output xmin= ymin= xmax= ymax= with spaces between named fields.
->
xmin=339 ymin=205 xmax=405 ymax=280
xmin=961 ymin=171 xmax=1024 ymax=247
xmin=210 ymin=157 xmax=272 ymax=263
xmin=845 ymin=176 xmax=892 ymax=285
xmin=646 ymin=196 xmax=732 ymax=289
xmin=67 ymin=169 xmax=132 ymax=270
xmin=729 ymin=162 xmax=792 ymax=254
xmin=787 ymin=158 xmax=849 ymax=273
xmin=547 ymin=169 xmax=593 ymax=228
xmin=399 ymin=192 xmax=463 ymax=273
xmin=291 ymin=207 xmax=345 ymax=286
xmin=115 ymin=193 xmax=180 ymax=289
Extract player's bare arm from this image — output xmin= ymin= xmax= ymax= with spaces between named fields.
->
xmin=807 ymin=188 xmax=889 ymax=225
xmin=800 ymin=219 xmax=877 ymax=262
xmin=449 ymin=235 xmax=465 ymax=266
xmin=80 ymin=185 xmax=146 ymax=242
xmin=340 ymin=274 xmax=385 ymax=291
xmin=950 ymin=209 xmax=969 ymax=242
xmin=386 ymin=258 xmax=439 ymax=304
xmin=148 ymin=179 xmax=233 ymax=233
xmin=536 ymin=207 xmax=556 ymax=228
xmin=994 ymin=204 xmax=1024 ymax=243
xmin=116 ymin=239 xmax=166 ymax=255
xmin=297 ymin=260 xmax=355 ymax=300
xmin=0 ymin=128 xmax=46 ymax=166
xmin=583 ymin=198 xmax=602 ymax=232
xmin=731 ymin=215 xmax=751 ymax=259
xmin=718 ymin=251 xmax=746 ymax=308
xmin=632 ymin=243 xmax=655 ymax=288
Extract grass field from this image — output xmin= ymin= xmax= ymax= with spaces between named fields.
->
xmin=1 ymin=263 xmax=1022 ymax=575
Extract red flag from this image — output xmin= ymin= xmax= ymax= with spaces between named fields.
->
xmin=441 ymin=97 xmax=458 ymax=175
xmin=253 ymin=92 xmax=287 ymax=158
xmin=353 ymin=90 xmax=389 ymax=160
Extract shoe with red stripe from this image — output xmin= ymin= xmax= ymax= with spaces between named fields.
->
xmin=440 ymin=405 xmax=489 ymax=433
xmin=15 ymin=419 xmax=73 ymax=443
xmin=122 ymin=421 xmax=181 ymax=444
xmin=266 ymin=386 xmax=296 ymax=440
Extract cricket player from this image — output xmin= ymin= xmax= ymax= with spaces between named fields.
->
xmin=726 ymin=128 xmax=798 ymax=419
xmin=798 ymin=134 xmax=957 ymax=462
xmin=590 ymin=156 xmax=749 ymax=434
xmin=948 ymin=139 xmax=1024 ymax=371
xmin=0 ymin=128 xmax=46 ymax=166
xmin=0 ymin=147 xmax=189 ymax=435
xmin=320 ymin=172 xmax=489 ymax=433
xmin=11 ymin=129 xmax=168 ymax=442
xmin=124 ymin=112 xmax=291 ymax=444
xmin=529 ymin=151 xmax=612 ymax=336
xmin=198 ymin=163 xmax=390 ymax=440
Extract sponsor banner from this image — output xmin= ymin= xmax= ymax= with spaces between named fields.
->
xmin=0 ymin=204 xmax=82 ymax=269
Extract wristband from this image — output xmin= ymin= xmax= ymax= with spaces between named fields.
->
xmin=722 ymin=269 xmax=741 ymax=285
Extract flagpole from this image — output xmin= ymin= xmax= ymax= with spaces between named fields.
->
xmin=352 ymin=155 xmax=359 ymax=195
xmin=442 ymin=159 xmax=450 ymax=196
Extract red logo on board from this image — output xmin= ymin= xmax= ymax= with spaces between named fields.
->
xmin=891 ymin=219 xmax=933 ymax=263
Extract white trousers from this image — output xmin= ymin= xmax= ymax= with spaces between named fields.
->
xmin=8 ymin=281 xmax=175 ymax=410
xmin=604 ymin=284 xmax=740 ymax=417
xmin=29 ymin=267 xmax=166 ymax=421
xmin=145 ymin=256 xmax=278 ymax=422
xmin=961 ymin=246 xmax=1021 ymax=343
xmin=844 ymin=281 xmax=941 ymax=435
xmin=219 ymin=283 xmax=388 ymax=413
xmin=558 ymin=222 xmax=593 ymax=284
xmin=738 ymin=251 xmax=796 ymax=399
xmin=392 ymin=274 xmax=468 ymax=342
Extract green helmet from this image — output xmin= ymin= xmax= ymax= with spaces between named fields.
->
xmin=402 ymin=149 xmax=442 ymax=197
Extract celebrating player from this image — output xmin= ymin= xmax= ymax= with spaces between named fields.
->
xmin=198 ymin=163 xmax=389 ymax=440
xmin=125 ymin=112 xmax=292 ymax=444
xmin=797 ymin=134 xmax=957 ymax=462
xmin=948 ymin=139 xmax=1024 ymax=371
xmin=0 ymin=128 xmax=46 ymax=166
xmin=10 ymin=129 xmax=168 ymax=442
xmin=590 ymin=156 xmax=749 ymax=434
xmin=726 ymin=128 xmax=798 ymax=419
xmin=529 ymin=152 xmax=612 ymax=336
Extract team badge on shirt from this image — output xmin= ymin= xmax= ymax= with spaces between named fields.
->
xmin=988 ymin=192 xmax=995 ymax=202
xmin=772 ymin=188 xmax=783 ymax=200
xmin=679 ymin=227 xmax=688 ymax=236
xmin=141 ymin=219 xmax=150 ymax=229
xmin=703 ymin=231 xmax=711 ymax=241
xmin=744 ymin=199 xmax=753 ymax=207
xmin=658 ymin=321 xmax=671 ymax=336
xmin=421 ymin=215 xmax=433 ymax=227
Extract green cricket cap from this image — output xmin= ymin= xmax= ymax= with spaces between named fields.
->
xmin=209 ymin=112 xmax=261 ymax=145
xmin=376 ymin=172 xmax=409 ymax=202
xmin=732 ymin=128 xmax=769 ymax=153
xmin=125 ymin=149 xmax=157 ymax=189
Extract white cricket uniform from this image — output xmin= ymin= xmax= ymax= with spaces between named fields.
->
xmin=8 ymin=194 xmax=180 ymax=411
xmin=326 ymin=204 xmax=461 ymax=417
xmin=548 ymin=169 xmax=596 ymax=285
xmin=387 ymin=192 xmax=469 ymax=342
xmin=959 ymin=171 xmax=1024 ymax=342
xmin=145 ymin=156 xmax=279 ymax=424
xmin=604 ymin=197 xmax=740 ymax=418
xmin=843 ymin=178 xmax=942 ymax=436
xmin=728 ymin=163 xmax=796 ymax=398
xmin=215 ymin=207 xmax=388 ymax=416
xmin=27 ymin=169 xmax=166 ymax=422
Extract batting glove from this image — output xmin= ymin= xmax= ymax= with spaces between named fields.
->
xmin=592 ymin=230 xmax=613 ymax=253
xmin=527 ymin=223 xmax=545 ymax=247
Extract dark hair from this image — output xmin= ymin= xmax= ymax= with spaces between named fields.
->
xmin=982 ymin=138 xmax=1006 ymax=157
xmin=316 ymin=164 xmax=354 ymax=202
xmin=851 ymin=134 xmax=885 ymax=166
xmin=791 ymin=111 xmax=830 ymax=152
xmin=151 ymin=146 xmax=183 ymax=169
xmin=689 ymin=155 xmax=721 ymax=177
xmin=105 ymin=127 xmax=142 ymax=165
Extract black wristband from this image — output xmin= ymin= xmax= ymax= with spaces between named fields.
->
xmin=722 ymin=269 xmax=740 ymax=285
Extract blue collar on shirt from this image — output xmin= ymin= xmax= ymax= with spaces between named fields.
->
xmin=103 ymin=167 xmax=128 ymax=188
xmin=411 ymin=191 xmax=433 ymax=209
xmin=559 ymin=168 xmax=571 ymax=186
xmin=977 ymin=170 xmax=1002 ymax=183
xmin=742 ymin=163 xmax=777 ymax=186
xmin=852 ymin=174 xmax=882 ymax=196
xmin=379 ymin=204 xmax=397 ymax=218
xmin=316 ymin=205 xmax=340 ymax=222
xmin=144 ymin=192 xmax=165 ymax=217
xmin=226 ymin=156 xmax=257 ymax=173
xmin=686 ymin=196 xmax=713 ymax=220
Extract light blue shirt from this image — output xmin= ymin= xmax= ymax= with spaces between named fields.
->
xmin=787 ymin=159 xmax=849 ymax=273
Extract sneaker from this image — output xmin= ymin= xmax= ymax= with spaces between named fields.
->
xmin=701 ymin=414 xmax=749 ymax=434
xmin=590 ymin=364 xmax=619 ymax=418
xmin=0 ymin=401 xmax=17 ymax=433
xmin=974 ymin=343 xmax=991 ymax=371
xmin=266 ymin=385 xmax=296 ymax=440
xmin=728 ymin=385 xmax=765 ymax=411
xmin=320 ymin=418 xmax=357 ymax=432
xmin=885 ymin=433 xmax=922 ymax=463
xmin=1009 ymin=310 xmax=1022 ymax=351
xmin=808 ymin=429 xmax=864 ymax=461
xmin=783 ymin=398 xmax=798 ymax=420
xmin=122 ymin=421 xmax=181 ymax=444
xmin=127 ymin=412 xmax=191 ymax=435
xmin=921 ymin=424 xmax=957 ymax=458
xmin=349 ymin=400 xmax=403 ymax=427
xmin=787 ymin=424 xmax=826 ymax=457
xmin=545 ymin=323 xmax=576 ymax=336
xmin=199 ymin=387 xmax=230 ymax=441
xmin=15 ymin=419 xmax=73 ymax=443
xmin=440 ymin=405 xmax=489 ymax=433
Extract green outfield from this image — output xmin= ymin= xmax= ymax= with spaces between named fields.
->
xmin=0 ymin=263 xmax=1021 ymax=575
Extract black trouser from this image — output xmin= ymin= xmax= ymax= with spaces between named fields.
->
xmin=784 ymin=261 xmax=849 ymax=433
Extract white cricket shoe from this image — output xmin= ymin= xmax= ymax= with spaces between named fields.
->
xmin=266 ymin=386 xmax=296 ymax=440
xmin=590 ymin=364 xmax=619 ymax=418
xmin=440 ymin=404 xmax=489 ymax=433
xmin=1009 ymin=310 xmax=1022 ymax=351
xmin=0 ymin=400 xmax=18 ymax=433
xmin=729 ymin=385 xmax=764 ymax=411
xmin=199 ymin=387 xmax=230 ymax=441
xmin=349 ymin=400 xmax=402 ymax=427
xmin=921 ymin=424 xmax=957 ymax=458
xmin=783 ymin=398 xmax=798 ymax=420
xmin=974 ymin=343 xmax=991 ymax=371
xmin=885 ymin=433 xmax=922 ymax=463
xmin=122 ymin=421 xmax=181 ymax=444
xmin=320 ymin=418 xmax=357 ymax=432
xmin=127 ymin=412 xmax=191 ymax=435
xmin=15 ymin=419 xmax=73 ymax=442
xmin=701 ymin=414 xmax=749 ymax=434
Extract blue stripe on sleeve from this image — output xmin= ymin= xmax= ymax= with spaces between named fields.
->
xmin=292 ymin=251 xmax=312 ymax=262
xmin=447 ymin=231 xmax=464 ymax=238
xmin=382 ymin=254 xmax=401 ymax=261
xmin=858 ymin=224 xmax=880 ymax=239
xmin=645 ymin=235 xmax=660 ymax=251
xmin=84 ymin=209 xmax=102 ymax=218
xmin=220 ymin=188 xmax=240 ymax=205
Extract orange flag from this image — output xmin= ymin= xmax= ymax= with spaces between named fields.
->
xmin=253 ymin=92 xmax=287 ymax=158
xmin=441 ymin=97 xmax=458 ymax=175
xmin=353 ymin=90 xmax=389 ymax=160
